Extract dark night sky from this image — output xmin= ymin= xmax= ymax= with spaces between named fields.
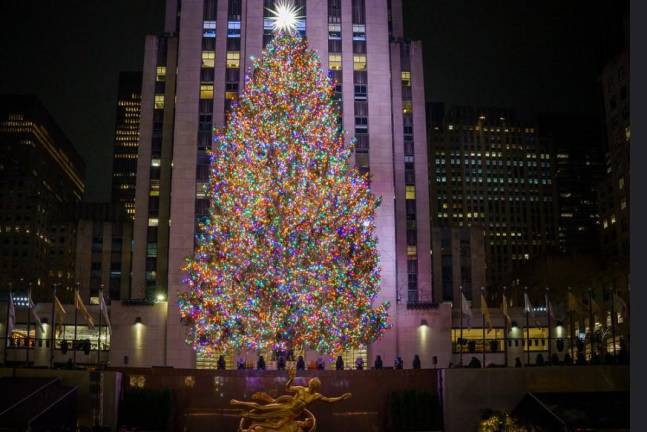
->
xmin=0 ymin=0 xmax=627 ymax=201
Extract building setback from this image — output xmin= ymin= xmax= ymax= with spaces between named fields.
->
xmin=0 ymin=95 xmax=85 ymax=302
xmin=427 ymin=104 xmax=558 ymax=295
xmin=111 ymin=72 xmax=142 ymax=220
xmin=430 ymin=226 xmax=486 ymax=307
xmin=111 ymin=0 xmax=450 ymax=369
xmin=73 ymin=203 xmax=133 ymax=304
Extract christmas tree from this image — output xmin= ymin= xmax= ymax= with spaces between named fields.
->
xmin=178 ymin=22 xmax=389 ymax=356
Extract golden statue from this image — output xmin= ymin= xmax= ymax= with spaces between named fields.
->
xmin=231 ymin=368 xmax=352 ymax=432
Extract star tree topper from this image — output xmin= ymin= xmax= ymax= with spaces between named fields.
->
xmin=267 ymin=0 xmax=304 ymax=33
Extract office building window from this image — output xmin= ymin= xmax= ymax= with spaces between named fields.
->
xmin=202 ymin=51 xmax=215 ymax=68
xmin=226 ymin=51 xmax=240 ymax=68
xmin=353 ymin=54 xmax=367 ymax=71
xmin=200 ymin=84 xmax=214 ymax=99
xmin=154 ymin=95 xmax=165 ymax=109
xmin=329 ymin=54 xmax=342 ymax=70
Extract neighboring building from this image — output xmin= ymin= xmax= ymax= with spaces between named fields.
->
xmin=73 ymin=203 xmax=133 ymax=303
xmin=598 ymin=49 xmax=629 ymax=260
xmin=111 ymin=72 xmax=142 ymax=220
xmin=537 ymin=113 xmax=604 ymax=257
xmin=430 ymin=226 xmax=486 ymax=307
xmin=0 ymin=95 xmax=85 ymax=302
xmin=111 ymin=0 xmax=448 ymax=370
xmin=427 ymin=103 xmax=558 ymax=293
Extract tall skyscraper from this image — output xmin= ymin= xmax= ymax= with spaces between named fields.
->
xmin=598 ymin=49 xmax=629 ymax=260
xmin=0 ymin=95 xmax=85 ymax=301
xmin=538 ymin=113 xmax=604 ymax=257
xmin=427 ymin=104 xmax=558 ymax=293
xmin=111 ymin=72 xmax=142 ymax=220
xmin=111 ymin=0 xmax=448 ymax=369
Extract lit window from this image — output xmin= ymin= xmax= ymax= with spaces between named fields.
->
xmin=151 ymin=159 xmax=161 ymax=167
xmin=225 ymin=91 xmax=238 ymax=101
xmin=401 ymin=71 xmax=411 ymax=86
xmin=353 ymin=54 xmax=367 ymax=71
xmin=328 ymin=23 xmax=341 ymax=39
xmin=156 ymin=66 xmax=166 ymax=82
xmin=200 ymin=84 xmax=214 ymax=99
xmin=148 ymin=218 xmax=159 ymax=227
xmin=406 ymin=185 xmax=416 ymax=200
xmin=407 ymin=245 xmax=417 ymax=256
xmin=203 ymin=20 xmax=216 ymax=38
xmin=226 ymin=51 xmax=240 ymax=68
xmin=611 ymin=214 xmax=616 ymax=224
xmin=402 ymin=101 xmax=412 ymax=114
xmin=621 ymin=199 xmax=627 ymax=210
xmin=154 ymin=95 xmax=165 ymax=109
xmin=202 ymin=51 xmax=215 ymax=68
xmin=603 ymin=219 xmax=608 ymax=229
xmin=329 ymin=54 xmax=342 ymax=70
xmin=618 ymin=177 xmax=624 ymax=190
xmin=352 ymin=24 xmax=366 ymax=40
xmin=625 ymin=126 xmax=630 ymax=141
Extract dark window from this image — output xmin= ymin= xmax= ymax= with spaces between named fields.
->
xmin=228 ymin=0 xmax=241 ymax=20
xmin=351 ymin=0 xmax=365 ymax=24
xmin=204 ymin=0 xmax=217 ymax=20
xmin=328 ymin=0 xmax=341 ymax=19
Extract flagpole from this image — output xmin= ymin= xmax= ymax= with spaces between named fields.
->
xmin=568 ymin=287 xmax=574 ymax=364
xmin=524 ymin=287 xmax=530 ymax=366
xmin=610 ymin=287 xmax=617 ymax=356
xmin=73 ymin=283 xmax=79 ymax=366
xmin=4 ymin=291 xmax=12 ymax=365
xmin=26 ymin=284 xmax=32 ymax=367
xmin=588 ymin=287 xmax=594 ymax=359
xmin=503 ymin=287 xmax=508 ymax=368
xmin=546 ymin=287 xmax=552 ymax=363
xmin=49 ymin=286 xmax=56 ymax=368
xmin=481 ymin=287 xmax=486 ymax=367
xmin=97 ymin=286 xmax=103 ymax=365
xmin=459 ymin=285 xmax=463 ymax=367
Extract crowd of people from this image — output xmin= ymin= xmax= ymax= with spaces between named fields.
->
xmin=213 ymin=352 xmax=431 ymax=371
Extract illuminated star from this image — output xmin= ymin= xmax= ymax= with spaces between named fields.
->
xmin=267 ymin=0 xmax=303 ymax=33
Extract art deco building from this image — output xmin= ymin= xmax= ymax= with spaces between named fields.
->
xmin=111 ymin=72 xmax=142 ymax=220
xmin=0 ymin=95 xmax=85 ymax=302
xmin=427 ymin=104 xmax=558 ymax=295
xmin=110 ymin=0 xmax=450 ymax=370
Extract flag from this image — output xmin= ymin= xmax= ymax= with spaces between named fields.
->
xmin=591 ymin=298 xmax=602 ymax=316
xmin=99 ymin=290 xmax=111 ymax=333
xmin=74 ymin=289 xmax=95 ymax=329
xmin=613 ymin=293 xmax=627 ymax=317
xmin=28 ymin=299 xmax=44 ymax=332
xmin=567 ymin=291 xmax=581 ymax=313
xmin=480 ymin=293 xmax=493 ymax=333
xmin=461 ymin=291 xmax=472 ymax=329
xmin=502 ymin=293 xmax=511 ymax=327
xmin=7 ymin=292 xmax=15 ymax=338
xmin=545 ymin=293 xmax=555 ymax=321
xmin=524 ymin=292 xmax=535 ymax=317
xmin=54 ymin=295 xmax=67 ymax=337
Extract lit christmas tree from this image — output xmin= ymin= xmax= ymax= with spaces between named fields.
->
xmin=178 ymin=7 xmax=389 ymax=356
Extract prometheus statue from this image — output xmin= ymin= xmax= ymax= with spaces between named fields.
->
xmin=231 ymin=368 xmax=352 ymax=432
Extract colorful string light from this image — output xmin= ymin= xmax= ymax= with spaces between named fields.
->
xmin=178 ymin=30 xmax=390 ymax=356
